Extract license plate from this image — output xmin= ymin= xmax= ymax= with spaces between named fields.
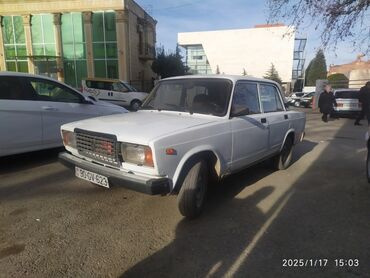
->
xmin=75 ymin=167 xmax=109 ymax=188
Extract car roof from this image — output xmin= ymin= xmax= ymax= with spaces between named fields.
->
xmin=161 ymin=74 xmax=281 ymax=86
xmin=333 ymin=88 xmax=360 ymax=92
xmin=84 ymin=77 xmax=123 ymax=83
xmin=0 ymin=71 xmax=61 ymax=83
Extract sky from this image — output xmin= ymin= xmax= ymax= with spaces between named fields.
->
xmin=135 ymin=0 xmax=365 ymax=69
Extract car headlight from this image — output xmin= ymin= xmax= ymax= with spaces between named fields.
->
xmin=62 ymin=130 xmax=76 ymax=148
xmin=121 ymin=143 xmax=154 ymax=167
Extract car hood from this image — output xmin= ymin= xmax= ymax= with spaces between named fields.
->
xmin=93 ymin=99 xmax=128 ymax=112
xmin=65 ymin=110 xmax=218 ymax=144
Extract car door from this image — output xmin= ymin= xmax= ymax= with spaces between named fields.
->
xmin=111 ymin=81 xmax=130 ymax=105
xmin=0 ymin=76 xmax=42 ymax=156
xmin=22 ymin=77 xmax=104 ymax=146
xmin=259 ymin=83 xmax=290 ymax=153
xmin=230 ymin=81 xmax=269 ymax=171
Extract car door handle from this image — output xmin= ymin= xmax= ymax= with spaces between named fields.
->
xmin=42 ymin=106 xmax=58 ymax=111
xmin=261 ymin=118 xmax=267 ymax=123
xmin=284 ymin=114 xmax=288 ymax=120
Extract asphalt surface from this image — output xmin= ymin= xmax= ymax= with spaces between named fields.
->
xmin=1 ymin=109 xmax=369 ymax=278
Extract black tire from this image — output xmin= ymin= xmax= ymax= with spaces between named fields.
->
xmin=367 ymin=146 xmax=370 ymax=183
xmin=177 ymin=160 xmax=208 ymax=219
xmin=130 ymin=100 xmax=141 ymax=111
xmin=273 ymin=136 xmax=294 ymax=170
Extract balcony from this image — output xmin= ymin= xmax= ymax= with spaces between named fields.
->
xmin=138 ymin=43 xmax=155 ymax=61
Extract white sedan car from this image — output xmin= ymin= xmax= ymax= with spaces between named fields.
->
xmin=0 ymin=72 xmax=127 ymax=157
xmin=59 ymin=75 xmax=306 ymax=218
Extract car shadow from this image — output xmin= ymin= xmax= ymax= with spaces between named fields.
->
xmin=0 ymin=147 xmax=64 ymax=175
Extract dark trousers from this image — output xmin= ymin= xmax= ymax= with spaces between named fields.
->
xmin=355 ymin=109 xmax=370 ymax=125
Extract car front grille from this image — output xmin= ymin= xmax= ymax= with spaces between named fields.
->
xmin=75 ymin=129 xmax=120 ymax=167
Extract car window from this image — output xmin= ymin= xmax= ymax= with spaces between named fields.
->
xmin=112 ymin=82 xmax=129 ymax=92
xmin=232 ymin=82 xmax=260 ymax=115
xmin=27 ymin=78 xmax=82 ymax=103
xmin=335 ymin=90 xmax=359 ymax=99
xmin=0 ymin=76 xmax=37 ymax=100
xmin=259 ymin=84 xmax=284 ymax=113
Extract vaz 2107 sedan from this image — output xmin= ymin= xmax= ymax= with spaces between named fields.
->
xmin=59 ymin=76 xmax=306 ymax=218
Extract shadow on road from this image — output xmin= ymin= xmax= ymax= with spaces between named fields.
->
xmin=0 ymin=147 xmax=64 ymax=175
xmin=121 ymin=119 xmax=370 ymax=277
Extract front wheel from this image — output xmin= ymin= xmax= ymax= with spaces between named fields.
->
xmin=294 ymin=101 xmax=300 ymax=107
xmin=273 ymin=137 xmax=294 ymax=170
xmin=177 ymin=160 xmax=208 ymax=219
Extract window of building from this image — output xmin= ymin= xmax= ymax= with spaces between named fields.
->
xmin=92 ymin=11 xmax=118 ymax=79
xmin=31 ymin=14 xmax=57 ymax=79
xmin=184 ymin=45 xmax=212 ymax=75
xmin=2 ymin=16 xmax=28 ymax=72
xmin=61 ymin=12 xmax=87 ymax=88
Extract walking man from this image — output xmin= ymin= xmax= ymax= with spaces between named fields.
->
xmin=354 ymin=81 xmax=370 ymax=126
xmin=318 ymin=84 xmax=337 ymax=123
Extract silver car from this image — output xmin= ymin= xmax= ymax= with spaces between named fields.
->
xmin=333 ymin=89 xmax=361 ymax=115
xmin=0 ymin=72 xmax=127 ymax=157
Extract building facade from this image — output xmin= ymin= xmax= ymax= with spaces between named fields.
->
xmin=0 ymin=0 xmax=156 ymax=90
xmin=178 ymin=24 xmax=306 ymax=90
xmin=328 ymin=54 xmax=370 ymax=88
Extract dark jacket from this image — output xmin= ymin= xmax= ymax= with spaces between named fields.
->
xmin=358 ymin=86 xmax=370 ymax=112
xmin=318 ymin=91 xmax=337 ymax=114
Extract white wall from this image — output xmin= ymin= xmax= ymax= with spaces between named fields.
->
xmin=178 ymin=26 xmax=295 ymax=83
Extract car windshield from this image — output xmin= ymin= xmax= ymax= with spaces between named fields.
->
xmin=335 ymin=90 xmax=359 ymax=99
xmin=141 ymin=78 xmax=233 ymax=116
xmin=122 ymin=82 xmax=138 ymax=92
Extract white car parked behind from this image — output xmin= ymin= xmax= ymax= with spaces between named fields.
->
xmin=0 ymin=72 xmax=127 ymax=157
xmin=82 ymin=78 xmax=148 ymax=110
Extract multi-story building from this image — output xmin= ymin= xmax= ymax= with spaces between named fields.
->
xmin=178 ymin=24 xmax=306 ymax=91
xmin=0 ymin=0 xmax=156 ymax=90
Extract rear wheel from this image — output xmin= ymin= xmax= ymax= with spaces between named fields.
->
xmin=177 ymin=160 xmax=208 ymax=219
xmin=273 ymin=136 xmax=294 ymax=170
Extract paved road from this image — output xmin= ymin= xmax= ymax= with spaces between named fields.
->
xmin=1 ymin=110 xmax=369 ymax=278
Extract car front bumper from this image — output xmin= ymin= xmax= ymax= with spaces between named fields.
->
xmin=59 ymin=152 xmax=170 ymax=195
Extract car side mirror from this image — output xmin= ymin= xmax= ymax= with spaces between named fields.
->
xmin=231 ymin=106 xmax=250 ymax=117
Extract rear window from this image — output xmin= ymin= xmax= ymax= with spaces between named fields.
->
xmin=335 ymin=91 xmax=359 ymax=99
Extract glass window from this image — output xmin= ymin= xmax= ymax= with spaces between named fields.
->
xmin=259 ymin=84 xmax=284 ymax=113
xmin=42 ymin=15 xmax=55 ymax=44
xmin=61 ymin=12 xmax=86 ymax=88
xmin=94 ymin=60 xmax=106 ymax=78
xmin=92 ymin=13 xmax=104 ymax=42
xmin=106 ymin=43 xmax=117 ymax=58
xmin=2 ymin=16 xmax=14 ymax=44
xmin=28 ymin=78 xmax=82 ymax=103
xmin=107 ymin=60 xmax=118 ymax=78
xmin=232 ymin=82 xmax=260 ymax=115
xmin=18 ymin=62 xmax=29 ymax=73
xmin=143 ymin=79 xmax=233 ymax=117
xmin=31 ymin=15 xmax=43 ymax=44
xmin=112 ymin=82 xmax=128 ymax=92
xmin=104 ymin=12 xmax=116 ymax=41
xmin=13 ymin=16 xmax=25 ymax=44
xmin=93 ymin=43 xmax=105 ymax=59
xmin=4 ymin=45 xmax=16 ymax=59
xmin=0 ymin=76 xmax=35 ymax=100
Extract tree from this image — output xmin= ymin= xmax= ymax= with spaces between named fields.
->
xmin=305 ymin=49 xmax=327 ymax=86
xmin=151 ymin=46 xmax=187 ymax=78
xmin=328 ymin=73 xmax=349 ymax=89
xmin=242 ymin=68 xmax=247 ymax=76
xmin=268 ymin=0 xmax=370 ymax=53
xmin=263 ymin=63 xmax=282 ymax=84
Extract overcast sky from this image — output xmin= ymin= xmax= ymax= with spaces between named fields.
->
xmin=135 ymin=0 xmax=363 ymax=68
